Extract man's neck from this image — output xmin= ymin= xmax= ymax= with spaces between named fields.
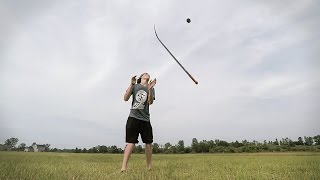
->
xmin=140 ymin=82 xmax=148 ymax=87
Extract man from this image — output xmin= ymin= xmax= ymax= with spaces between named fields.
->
xmin=121 ymin=73 xmax=156 ymax=172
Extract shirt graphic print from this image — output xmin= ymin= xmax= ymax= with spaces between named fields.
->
xmin=132 ymin=90 xmax=147 ymax=109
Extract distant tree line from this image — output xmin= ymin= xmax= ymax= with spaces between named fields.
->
xmin=0 ymin=137 xmax=50 ymax=152
xmin=1 ymin=135 xmax=319 ymax=154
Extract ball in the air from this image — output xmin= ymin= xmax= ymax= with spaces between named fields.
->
xmin=186 ymin=18 xmax=191 ymax=23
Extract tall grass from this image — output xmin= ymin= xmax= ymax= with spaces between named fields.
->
xmin=1 ymin=152 xmax=319 ymax=179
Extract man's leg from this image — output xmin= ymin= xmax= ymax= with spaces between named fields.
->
xmin=121 ymin=143 xmax=135 ymax=172
xmin=145 ymin=143 xmax=152 ymax=170
xmin=122 ymin=117 xmax=139 ymax=172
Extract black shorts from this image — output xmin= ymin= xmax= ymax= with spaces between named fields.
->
xmin=126 ymin=116 xmax=153 ymax=144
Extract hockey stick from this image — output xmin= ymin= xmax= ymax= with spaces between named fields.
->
xmin=154 ymin=24 xmax=198 ymax=85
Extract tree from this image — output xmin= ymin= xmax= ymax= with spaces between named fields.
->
xmin=98 ymin=146 xmax=108 ymax=153
xmin=288 ymin=139 xmax=295 ymax=147
xmin=18 ymin=143 xmax=26 ymax=151
xmin=273 ymin=139 xmax=279 ymax=146
xmin=263 ymin=140 xmax=267 ymax=145
xmin=216 ymin=140 xmax=228 ymax=147
xmin=280 ymin=137 xmax=294 ymax=146
xmin=199 ymin=140 xmax=209 ymax=153
xmin=134 ymin=145 xmax=143 ymax=153
xmin=191 ymin=138 xmax=199 ymax=153
xmin=163 ymin=143 xmax=172 ymax=153
xmin=169 ymin=145 xmax=177 ymax=154
xmin=184 ymin=147 xmax=191 ymax=153
xmin=207 ymin=140 xmax=216 ymax=149
xmin=109 ymin=146 xmax=119 ymax=153
xmin=5 ymin=137 xmax=19 ymax=148
xmin=296 ymin=137 xmax=304 ymax=145
xmin=45 ymin=144 xmax=51 ymax=152
xmin=89 ymin=147 xmax=98 ymax=153
xmin=153 ymin=143 xmax=160 ymax=154
xmin=304 ymin=136 xmax=313 ymax=146
xmin=75 ymin=147 xmax=81 ymax=153
xmin=314 ymin=135 xmax=320 ymax=145
xmin=231 ymin=141 xmax=243 ymax=148
xmin=177 ymin=140 xmax=185 ymax=153
xmin=242 ymin=140 xmax=249 ymax=146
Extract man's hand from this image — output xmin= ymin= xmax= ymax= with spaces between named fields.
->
xmin=149 ymin=78 xmax=156 ymax=89
xmin=131 ymin=75 xmax=137 ymax=85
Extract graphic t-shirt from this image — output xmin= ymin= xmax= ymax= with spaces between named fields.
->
xmin=129 ymin=84 xmax=155 ymax=121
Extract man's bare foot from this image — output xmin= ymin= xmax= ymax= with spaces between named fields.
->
xmin=120 ymin=169 xmax=126 ymax=173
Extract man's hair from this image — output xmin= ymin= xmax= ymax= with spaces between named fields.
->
xmin=137 ymin=73 xmax=148 ymax=84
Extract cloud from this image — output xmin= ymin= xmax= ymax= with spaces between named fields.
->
xmin=248 ymin=74 xmax=313 ymax=99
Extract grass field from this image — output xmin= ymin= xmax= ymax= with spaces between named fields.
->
xmin=0 ymin=152 xmax=319 ymax=180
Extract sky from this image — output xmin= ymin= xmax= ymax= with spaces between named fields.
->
xmin=1 ymin=0 xmax=319 ymax=149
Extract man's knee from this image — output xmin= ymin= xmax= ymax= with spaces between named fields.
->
xmin=145 ymin=143 xmax=152 ymax=149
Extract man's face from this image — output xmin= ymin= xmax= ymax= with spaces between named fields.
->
xmin=141 ymin=73 xmax=150 ymax=84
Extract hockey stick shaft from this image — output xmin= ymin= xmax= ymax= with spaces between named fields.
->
xmin=154 ymin=25 xmax=198 ymax=84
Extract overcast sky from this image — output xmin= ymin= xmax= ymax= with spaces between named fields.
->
xmin=1 ymin=0 xmax=319 ymax=149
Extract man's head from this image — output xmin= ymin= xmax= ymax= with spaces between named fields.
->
xmin=137 ymin=73 xmax=150 ymax=85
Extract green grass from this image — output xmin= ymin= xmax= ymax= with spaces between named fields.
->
xmin=0 ymin=152 xmax=319 ymax=179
